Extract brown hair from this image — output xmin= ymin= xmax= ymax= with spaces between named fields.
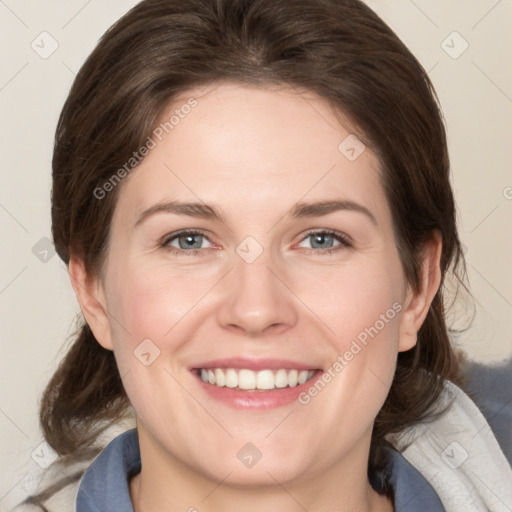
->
xmin=39 ymin=0 xmax=467 ymax=501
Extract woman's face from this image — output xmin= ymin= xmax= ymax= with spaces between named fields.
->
xmin=83 ymin=82 xmax=423 ymax=487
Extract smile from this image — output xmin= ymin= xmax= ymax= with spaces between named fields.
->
xmin=199 ymin=368 xmax=317 ymax=390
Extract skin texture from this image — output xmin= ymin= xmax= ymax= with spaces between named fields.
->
xmin=70 ymin=82 xmax=442 ymax=512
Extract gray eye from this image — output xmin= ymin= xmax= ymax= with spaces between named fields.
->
xmin=176 ymin=233 xmax=204 ymax=249
xmin=309 ymin=233 xmax=335 ymax=249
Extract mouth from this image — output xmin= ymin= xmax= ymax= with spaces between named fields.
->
xmin=196 ymin=367 xmax=317 ymax=391
xmin=190 ymin=359 xmax=322 ymax=409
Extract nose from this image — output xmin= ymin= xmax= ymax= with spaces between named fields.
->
xmin=216 ymin=252 xmax=298 ymax=337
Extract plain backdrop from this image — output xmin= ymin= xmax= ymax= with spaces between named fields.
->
xmin=0 ymin=0 xmax=511 ymax=509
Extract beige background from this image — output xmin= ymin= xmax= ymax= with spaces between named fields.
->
xmin=0 ymin=0 xmax=511 ymax=508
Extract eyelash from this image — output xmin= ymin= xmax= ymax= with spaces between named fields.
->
xmin=160 ymin=229 xmax=352 ymax=256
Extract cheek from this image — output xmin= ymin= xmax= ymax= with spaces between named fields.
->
xmin=293 ymin=252 xmax=404 ymax=424
xmin=295 ymin=253 xmax=403 ymax=350
xmin=103 ymin=267 xmax=203 ymax=419
xmin=107 ymin=264 xmax=213 ymax=349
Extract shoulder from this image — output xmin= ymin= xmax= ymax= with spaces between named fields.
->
xmin=9 ymin=418 xmax=136 ymax=512
xmin=9 ymin=459 xmax=89 ymax=512
xmin=460 ymin=356 xmax=512 ymax=465
xmin=388 ymin=358 xmax=512 ymax=512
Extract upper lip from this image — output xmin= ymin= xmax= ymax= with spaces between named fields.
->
xmin=191 ymin=358 xmax=321 ymax=371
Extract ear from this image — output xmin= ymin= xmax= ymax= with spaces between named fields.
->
xmin=398 ymin=231 xmax=442 ymax=352
xmin=68 ymin=253 xmax=114 ymax=350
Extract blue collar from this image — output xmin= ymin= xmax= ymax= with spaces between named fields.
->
xmin=76 ymin=429 xmax=445 ymax=511
xmin=76 ymin=430 xmax=140 ymax=512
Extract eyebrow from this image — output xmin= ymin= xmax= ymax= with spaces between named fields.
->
xmin=134 ymin=199 xmax=377 ymax=227
xmin=290 ymin=200 xmax=377 ymax=225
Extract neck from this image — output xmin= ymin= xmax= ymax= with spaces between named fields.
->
xmin=129 ymin=426 xmax=393 ymax=512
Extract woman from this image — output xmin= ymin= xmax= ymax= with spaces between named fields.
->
xmin=14 ymin=0 xmax=512 ymax=511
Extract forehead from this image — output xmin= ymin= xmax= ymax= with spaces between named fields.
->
xmin=114 ymin=82 xmax=387 ymax=226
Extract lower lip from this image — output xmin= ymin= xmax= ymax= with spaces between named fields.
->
xmin=193 ymin=371 xmax=322 ymax=409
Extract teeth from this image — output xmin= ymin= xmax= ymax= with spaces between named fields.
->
xmin=256 ymin=369 xmax=274 ymax=390
xmin=225 ymin=368 xmax=238 ymax=388
xmin=198 ymin=368 xmax=316 ymax=390
xmin=239 ymin=369 xmax=256 ymax=390
xmin=288 ymin=369 xmax=298 ymax=387
xmin=214 ymin=368 xmax=225 ymax=387
xmin=274 ymin=369 xmax=288 ymax=388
